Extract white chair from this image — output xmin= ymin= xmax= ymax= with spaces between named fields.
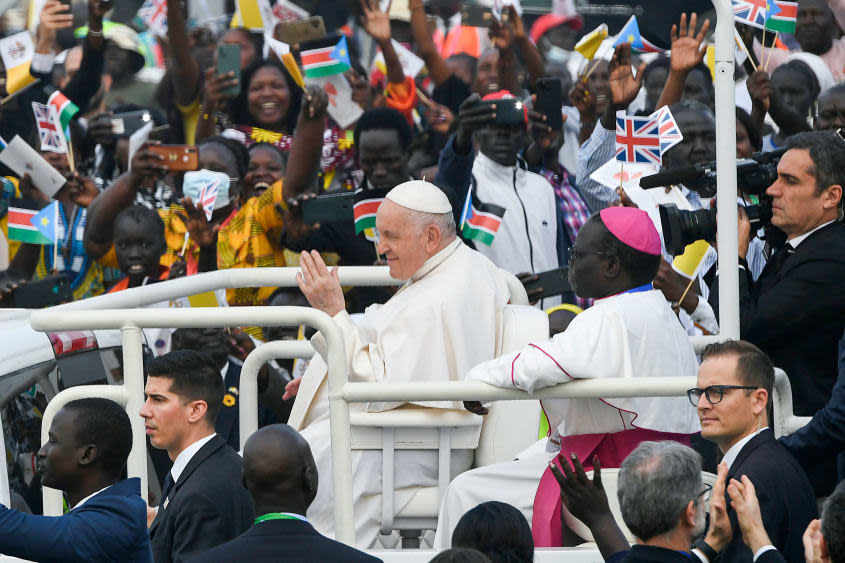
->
xmin=564 ymin=470 xmax=719 ymax=543
xmin=771 ymin=368 xmax=811 ymax=438
xmin=349 ymin=304 xmax=549 ymax=546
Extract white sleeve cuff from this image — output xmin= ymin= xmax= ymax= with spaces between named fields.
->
xmin=31 ymin=52 xmax=56 ymax=74
xmin=753 ymin=545 xmax=777 ymax=561
xmin=690 ymin=296 xmax=719 ymax=334
xmin=691 ymin=548 xmax=709 ymax=563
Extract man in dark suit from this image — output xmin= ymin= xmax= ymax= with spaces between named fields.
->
xmin=194 ymin=424 xmax=380 ymax=563
xmin=142 ymin=350 xmax=254 ymax=563
xmin=0 ymin=398 xmax=152 ymax=562
xmin=780 ymin=327 xmax=845 ymax=489
xmin=689 ymin=341 xmax=817 ymax=562
xmin=708 ymin=132 xmax=845 ymax=421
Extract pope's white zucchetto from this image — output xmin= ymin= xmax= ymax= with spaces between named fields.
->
xmin=385 ymin=180 xmax=452 ymax=214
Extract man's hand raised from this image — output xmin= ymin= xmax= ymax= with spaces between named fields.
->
xmin=669 ymin=13 xmax=710 ymax=74
xmin=454 ymin=94 xmax=496 ymax=154
xmin=608 ymin=43 xmax=647 ymax=111
xmin=296 ymin=250 xmax=345 ymax=317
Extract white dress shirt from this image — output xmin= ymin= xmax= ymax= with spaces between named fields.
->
xmin=721 ymin=427 xmax=769 ymax=470
xmin=787 ymin=220 xmax=835 ymax=248
xmin=170 ymin=433 xmax=216 ymax=483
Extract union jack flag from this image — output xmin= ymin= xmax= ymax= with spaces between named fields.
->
xmin=197 ymin=180 xmax=220 ymax=221
xmin=652 ymin=106 xmax=684 ymax=156
xmin=137 ymin=0 xmax=168 ymax=36
xmin=615 ymin=116 xmax=661 ymax=165
xmin=31 ymin=102 xmax=66 ymax=153
xmin=733 ymin=0 xmax=769 ymax=29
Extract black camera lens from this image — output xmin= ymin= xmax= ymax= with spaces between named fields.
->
xmin=659 ymin=204 xmax=718 ymax=255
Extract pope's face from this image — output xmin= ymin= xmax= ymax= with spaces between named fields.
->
xmin=375 ymin=200 xmax=430 ymax=280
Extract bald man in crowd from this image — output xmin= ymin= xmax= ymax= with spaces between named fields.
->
xmin=284 ymin=180 xmax=511 ymax=546
xmin=192 ymin=425 xmax=379 ymax=562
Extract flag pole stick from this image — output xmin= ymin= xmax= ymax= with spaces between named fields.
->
xmin=65 ymin=127 xmax=75 ymax=173
xmin=52 ymin=202 xmax=58 ymax=273
xmin=736 ymin=32 xmax=757 ymax=72
xmin=580 ymin=58 xmax=603 ymax=82
xmin=0 ymin=79 xmax=41 ymax=105
xmin=677 ymin=275 xmax=696 ymax=309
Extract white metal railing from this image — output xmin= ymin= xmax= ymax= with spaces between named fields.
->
xmin=44 ymin=266 xmax=529 ymax=311
xmin=29 ymin=306 xmax=350 ymax=527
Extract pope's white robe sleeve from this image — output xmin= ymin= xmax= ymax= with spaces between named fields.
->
xmin=311 ymin=310 xmax=384 ymax=383
xmin=467 ymin=309 xmax=626 ymax=393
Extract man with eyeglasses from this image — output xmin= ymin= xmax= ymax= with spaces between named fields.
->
xmin=435 ymin=206 xmax=700 ymax=548
xmin=687 ymin=340 xmax=817 ymax=563
xmin=707 ymin=130 xmax=845 ymax=496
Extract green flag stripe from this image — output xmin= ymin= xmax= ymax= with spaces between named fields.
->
xmin=354 ymin=215 xmax=376 ymax=234
xmin=462 ymin=225 xmax=495 ymax=245
xmin=304 ymin=62 xmax=351 ymax=78
xmin=764 ymin=18 xmax=796 ymax=32
xmin=8 ymin=226 xmax=53 ymax=244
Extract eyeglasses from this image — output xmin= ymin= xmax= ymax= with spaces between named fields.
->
xmin=686 ymin=385 xmax=760 ymax=407
xmin=698 ymin=483 xmax=713 ymax=504
xmin=567 ymin=246 xmax=611 ymax=267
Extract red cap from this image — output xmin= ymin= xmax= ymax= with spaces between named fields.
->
xmin=599 ymin=207 xmax=662 ymax=256
xmin=530 ymin=14 xmax=584 ymax=44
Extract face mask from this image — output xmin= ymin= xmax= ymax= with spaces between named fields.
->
xmin=182 ymin=169 xmax=231 ymax=217
xmin=545 ymin=45 xmax=573 ymax=65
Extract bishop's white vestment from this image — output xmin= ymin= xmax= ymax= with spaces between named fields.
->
xmin=289 ymin=238 xmax=510 ymax=547
xmin=434 ymin=288 xmax=701 ymax=547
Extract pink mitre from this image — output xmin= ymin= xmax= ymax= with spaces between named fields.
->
xmin=599 ymin=207 xmax=661 ymax=256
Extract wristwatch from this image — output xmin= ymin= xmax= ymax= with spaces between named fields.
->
xmin=693 ymin=538 xmax=719 ymax=562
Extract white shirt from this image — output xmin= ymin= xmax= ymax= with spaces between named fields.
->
xmin=787 ymin=220 xmax=836 ymax=248
xmin=72 ymin=485 xmax=110 ymax=510
xmin=220 ymin=362 xmax=229 ymax=382
xmin=721 ymin=427 xmax=769 ymax=469
xmin=170 ymin=433 xmax=216 ymax=483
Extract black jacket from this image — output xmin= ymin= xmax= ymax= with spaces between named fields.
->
xmin=709 ymin=221 xmax=845 ymax=416
xmin=616 ymin=545 xmax=696 ymax=562
xmin=149 ymin=435 xmax=254 ymax=563
xmin=717 ymin=429 xmax=817 ymax=563
xmin=191 ymin=518 xmax=381 ymax=563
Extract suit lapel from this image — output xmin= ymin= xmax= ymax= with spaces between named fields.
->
xmin=216 ymin=360 xmax=241 ymax=444
xmin=727 ymin=429 xmax=773 ymax=481
xmin=149 ymin=436 xmax=225 ymax=537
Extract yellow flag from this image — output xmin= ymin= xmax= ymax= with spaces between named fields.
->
xmin=236 ymin=0 xmax=264 ymax=29
xmin=574 ymin=23 xmax=608 ymax=61
xmin=0 ymin=31 xmax=36 ymax=94
xmin=672 ymin=239 xmax=711 ymax=279
xmin=705 ymin=45 xmax=716 ymax=81
xmin=281 ymin=52 xmax=305 ymax=89
xmin=187 ymin=291 xmax=221 ymax=308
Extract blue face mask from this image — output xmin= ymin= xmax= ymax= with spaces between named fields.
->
xmin=182 ymin=169 xmax=231 ymax=212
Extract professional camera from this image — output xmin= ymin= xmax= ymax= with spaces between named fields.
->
xmin=643 ymin=149 xmax=784 ymax=255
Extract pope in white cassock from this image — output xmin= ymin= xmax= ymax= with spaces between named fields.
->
xmin=434 ymin=207 xmax=701 ymax=548
xmin=287 ymin=180 xmax=511 ymax=547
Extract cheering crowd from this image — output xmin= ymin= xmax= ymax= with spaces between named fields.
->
xmin=1 ymin=0 xmax=845 ymax=561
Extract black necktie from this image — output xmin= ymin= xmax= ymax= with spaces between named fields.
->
xmin=768 ymin=242 xmax=795 ymax=274
xmin=160 ymin=472 xmax=174 ymax=506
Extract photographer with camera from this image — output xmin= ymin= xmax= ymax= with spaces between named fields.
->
xmin=707 ymin=132 xmax=845 ymax=491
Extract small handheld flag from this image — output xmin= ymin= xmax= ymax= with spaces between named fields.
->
xmin=765 ymin=0 xmax=796 ymax=33
xmin=32 ymin=102 xmax=67 ymax=153
xmin=197 ymin=180 xmax=221 ymax=221
xmin=0 ymin=31 xmax=36 ymax=94
xmin=651 ymin=106 xmax=683 ymax=157
xmin=615 ymin=116 xmax=662 ymax=165
xmin=733 ymin=0 xmax=769 ymax=29
xmin=460 ymin=186 xmax=506 ymax=246
xmin=301 ymin=36 xmax=352 ymax=79
xmin=613 ymin=15 xmax=666 ymax=54
xmin=137 ymin=0 xmax=168 ymax=36
xmin=353 ymin=187 xmax=389 ymax=239
xmin=46 ymin=90 xmax=79 ymax=140
xmin=574 ymin=24 xmax=608 ymax=61
xmin=7 ymin=198 xmax=56 ymax=244
xmin=672 ymin=239 xmax=711 ymax=279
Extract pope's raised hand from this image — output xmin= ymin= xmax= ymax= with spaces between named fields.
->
xmin=297 ymin=250 xmax=345 ymax=317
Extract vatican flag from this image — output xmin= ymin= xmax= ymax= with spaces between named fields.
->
xmin=0 ymin=31 xmax=36 ymax=94
xmin=574 ymin=23 xmax=608 ymax=61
